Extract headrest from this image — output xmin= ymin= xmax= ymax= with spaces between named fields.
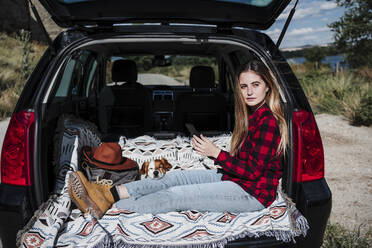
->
xmin=189 ymin=66 xmax=215 ymax=89
xmin=112 ymin=59 xmax=138 ymax=83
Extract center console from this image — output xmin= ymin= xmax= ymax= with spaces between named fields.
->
xmin=152 ymin=90 xmax=174 ymax=131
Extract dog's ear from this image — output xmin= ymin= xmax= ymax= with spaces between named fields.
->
xmin=159 ymin=167 xmax=167 ymax=174
xmin=160 ymin=158 xmax=172 ymax=170
xmin=140 ymin=162 xmax=149 ymax=175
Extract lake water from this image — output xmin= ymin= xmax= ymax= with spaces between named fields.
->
xmin=288 ymin=55 xmax=348 ymax=70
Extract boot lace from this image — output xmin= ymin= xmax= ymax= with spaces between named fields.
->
xmin=70 ymin=174 xmax=84 ymax=198
xmin=95 ymin=176 xmax=113 ymax=186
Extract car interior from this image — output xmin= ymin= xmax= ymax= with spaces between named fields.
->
xmin=46 ymin=39 xmax=264 ymax=140
xmin=40 ymin=37 xmax=292 ymax=196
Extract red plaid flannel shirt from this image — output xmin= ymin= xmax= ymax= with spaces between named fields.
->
xmin=214 ymin=104 xmax=282 ymax=208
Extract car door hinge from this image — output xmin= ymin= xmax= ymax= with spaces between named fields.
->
xmin=276 ymin=0 xmax=298 ymax=48
xmin=27 ymin=0 xmax=55 ymax=55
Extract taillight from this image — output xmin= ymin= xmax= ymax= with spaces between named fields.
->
xmin=292 ymin=109 xmax=324 ymax=182
xmin=1 ymin=110 xmax=35 ymax=186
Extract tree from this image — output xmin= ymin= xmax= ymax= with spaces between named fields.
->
xmin=328 ymin=0 xmax=372 ymax=68
xmin=304 ymin=46 xmax=326 ymax=68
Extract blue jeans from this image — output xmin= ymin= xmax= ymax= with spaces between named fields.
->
xmin=113 ymin=170 xmax=264 ymax=214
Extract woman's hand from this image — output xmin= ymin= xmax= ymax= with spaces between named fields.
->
xmin=191 ymin=134 xmax=221 ymax=159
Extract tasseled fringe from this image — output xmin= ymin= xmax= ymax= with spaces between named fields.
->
xmin=293 ymin=212 xmax=310 ymax=239
xmin=128 ymin=151 xmax=178 ymax=165
xmin=16 ymin=195 xmax=58 ymax=247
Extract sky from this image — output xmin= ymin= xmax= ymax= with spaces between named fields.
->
xmin=265 ymin=0 xmax=345 ymax=49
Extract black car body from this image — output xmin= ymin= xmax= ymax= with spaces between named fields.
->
xmin=0 ymin=1 xmax=331 ymax=247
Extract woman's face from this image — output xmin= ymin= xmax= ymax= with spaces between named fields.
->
xmin=239 ymin=70 xmax=269 ymax=109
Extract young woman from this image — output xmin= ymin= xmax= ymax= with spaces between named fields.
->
xmin=68 ymin=60 xmax=288 ymax=219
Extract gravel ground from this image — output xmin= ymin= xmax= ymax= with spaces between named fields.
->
xmin=0 ymin=118 xmax=9 ymax=153
xmin=0 ymin=118 xmax=10 ymax=183
xmin=315 ymin=114 xmax=372 ymax=233
xmin=0 ymin=118 xmax=7 ymax=247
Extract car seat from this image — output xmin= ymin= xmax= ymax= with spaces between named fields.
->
xmin=175 ymin=65 xmax=227 ymax=134
xmin=109 ymin=59 xmax=152 ymax=137
xmin=97 ymin=85 xmax=115 ymax=134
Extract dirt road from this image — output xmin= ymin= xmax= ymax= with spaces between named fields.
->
xmin=315 ymin=114 xmax=372 ymax=233
xmin=0 ymin=118 xmax=9 ymax=155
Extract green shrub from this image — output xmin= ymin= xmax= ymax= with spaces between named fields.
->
xmin=304 ymin=46 xmax=326 ymax=69
xmin=296 ymin=67 xmax=372 ymax=126
xmin=322 ymin=223 xmax=372 ymax=248
xmin=16 ymin=30 xmax=33 ymax=86
xmin=352 ymin=94 xmax=372 ymax=126
xmin=0 ymin=103 xmax=13 ymax=119
xmin=0 ymin=32 xmax=46 ymax=120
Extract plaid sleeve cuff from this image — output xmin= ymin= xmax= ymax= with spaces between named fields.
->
xmin=214 ymin=150 xmax=228 ymax=163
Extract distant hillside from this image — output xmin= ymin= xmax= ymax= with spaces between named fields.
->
xmin=280 ymin=45 xmax=339 ymax=59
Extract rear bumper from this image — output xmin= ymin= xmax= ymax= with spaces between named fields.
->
xmin=295 ymin=178 xmax=332 ymax=248
xmin=0 ymin=208 xmax=24 ymax=248
xmin=226 ymin=237 xmax=292 ymax=248
xmin=0 ymin=184 xmax=32 ymax=248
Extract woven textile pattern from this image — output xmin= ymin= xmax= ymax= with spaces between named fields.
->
xmin=119 ymin=134 xmax=231 ymax=170
xmin=53 ymin=116 xmax=101 ymax=194
xmin=21 ymin=124 xmax=308 ymax=248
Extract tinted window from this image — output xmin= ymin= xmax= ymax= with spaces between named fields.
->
xmin=62 ymin=0 xmax=273 ymax=7
xmin=55 ymin=58 xmax=76 ymax=97
xmin=54 ymin=50 xmax=98 ymax=98
xmin=217 ymin=0 xmax=273 ymax=7
xmin=85 ymin=60 xmax=98 ymax=97
xmin=106 ymin=55 xmax=218 ymax=86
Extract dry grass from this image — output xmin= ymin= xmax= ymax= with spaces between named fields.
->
xmin=293 ymin=64 xmax=372 ymax=126
xmin=322 ymin=222 xmax=372 ymax=248
xmin=0 ymin=32 xmax=46 ymax=118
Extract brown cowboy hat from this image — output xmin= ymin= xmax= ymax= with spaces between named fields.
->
xmin=82 ymin=142 xmax=138 ymax=170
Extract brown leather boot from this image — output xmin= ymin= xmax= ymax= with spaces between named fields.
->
xmin=68 ymin=171 xmax=115 ymax=219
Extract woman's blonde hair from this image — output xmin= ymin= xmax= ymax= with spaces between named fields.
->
xmin=230 ymin=60 xmax=288 ymax=156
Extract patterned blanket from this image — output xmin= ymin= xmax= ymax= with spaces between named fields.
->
xmin=19 ymin=117 xmax=309 ymax=248
xmin=119 ymin=134 xmax=231 ymax=171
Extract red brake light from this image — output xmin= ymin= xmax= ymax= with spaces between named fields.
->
xmin=1 ymin=110 xmax=35 ymax=186
xmin=292 ymin=110 xmax=324 ymax=182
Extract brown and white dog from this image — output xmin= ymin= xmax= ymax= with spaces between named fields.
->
xmin=140 ymin=158 xmax=172 ymax=179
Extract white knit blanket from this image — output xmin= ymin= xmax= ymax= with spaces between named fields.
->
xmin=119 ymin=134 xmax=231 ymax=171
xmin=19 ymin=120 xmax=308 ymax=248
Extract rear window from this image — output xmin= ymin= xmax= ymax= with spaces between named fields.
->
xmin=55 ymin=50 xmax=98 ymax=97
xmin=106 ymin=55 xmax=218 ymax=86
xmin=217 ymin=0 xmax=273 ymax=7
xmin=62 ymin=0 xmax=273 ymax=7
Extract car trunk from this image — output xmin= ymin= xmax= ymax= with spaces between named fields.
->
xmin=36 ymin=28 xmax=296 ymax=195
xmin=32 ymin=0 xmax=297 ymax=209
xmin=20 ymin=30 xmax=292 ymax=246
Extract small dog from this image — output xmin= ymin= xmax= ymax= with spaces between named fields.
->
xmin=140 ymin=158 xmax=172 ymax=179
